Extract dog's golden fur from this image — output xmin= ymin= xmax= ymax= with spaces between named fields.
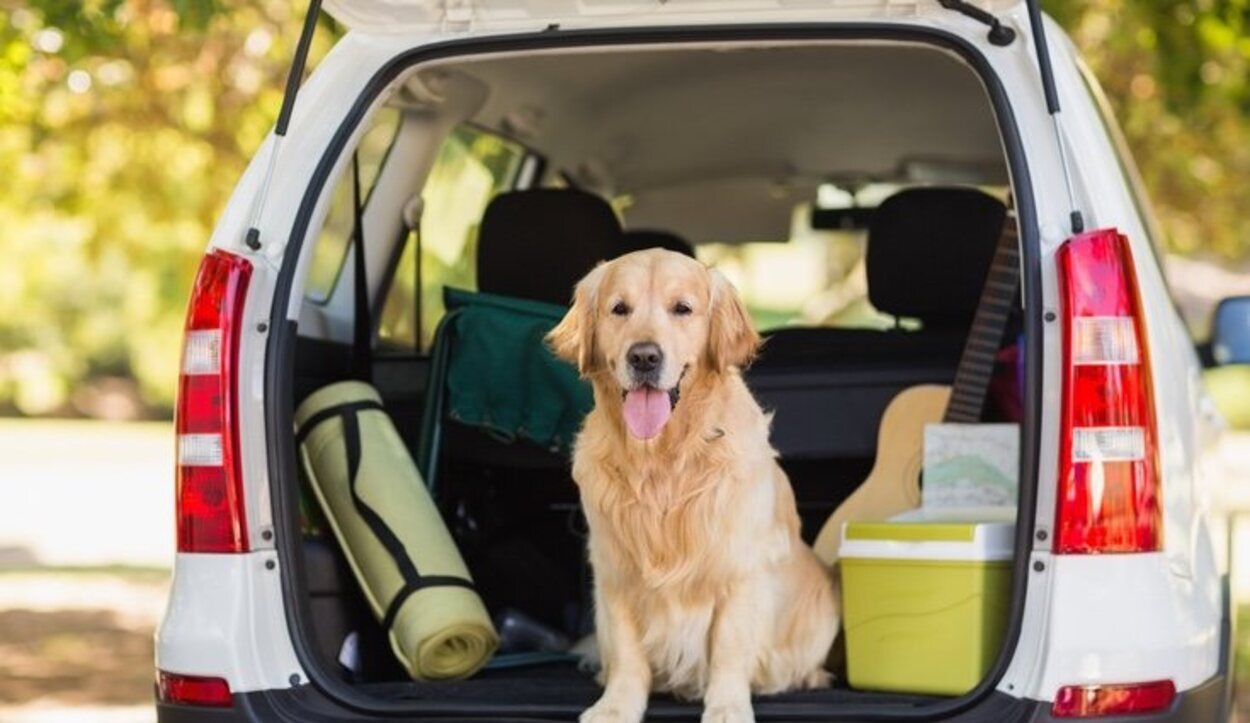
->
xmin=548 ymin=249 xmax=839 ymax=723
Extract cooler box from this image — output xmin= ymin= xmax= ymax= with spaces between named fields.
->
xmin=840 ymin=515 xmax=1013 ymax=696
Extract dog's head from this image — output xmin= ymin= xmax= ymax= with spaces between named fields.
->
xmin=547 ymin=249 xmax=760 ymax=440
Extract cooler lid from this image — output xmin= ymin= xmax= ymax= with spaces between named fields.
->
xmin=841 ymin=509 xmax=1015 ymax=562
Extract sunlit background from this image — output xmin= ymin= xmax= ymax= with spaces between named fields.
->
xmin=1 ymin=1 xmax=1249 ymax=721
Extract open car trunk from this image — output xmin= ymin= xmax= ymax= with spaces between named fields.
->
xmin=269 ymin=25 xmax=1042 ymax=721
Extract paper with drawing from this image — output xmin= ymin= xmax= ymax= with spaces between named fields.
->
xmin=922 ymin=423 xmax=1019 ymax=509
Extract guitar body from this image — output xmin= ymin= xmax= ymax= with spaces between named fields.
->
xmin=812 ymin=384 xmax=951 ymax=565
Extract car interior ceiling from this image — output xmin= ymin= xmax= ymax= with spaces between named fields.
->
xmin=289 ymin=41 xmax=1020 ymax=707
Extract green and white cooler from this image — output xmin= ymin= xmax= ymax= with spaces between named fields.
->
xmin=840 ymin=510 xmax=1014 ymax=696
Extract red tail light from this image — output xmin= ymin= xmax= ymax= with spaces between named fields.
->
xmin=175 ymin=249 xmax=252 ymax=553
xmin=1055 ymin=229 xmax=1160 ymax=553
xmin=1051 ymin=679 xmax=1175 ymax=717
xmin=157 ymin=670 xmax=234 ymax=707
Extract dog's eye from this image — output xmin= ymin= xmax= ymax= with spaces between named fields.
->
xmin=672 ymin=301 xmax=693 ymax=316
xmin=611 ymin=301 xmax=631 ymax=316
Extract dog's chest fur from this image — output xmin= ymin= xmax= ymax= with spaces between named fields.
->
xmin=576 ymin=416 xmax=788 ymax=586
xmin=591 ymin=448 xmax=736 ymax=587
xmin=577 ymin=438 xmax=793 ymax=696
xmin=570 ymin=376 xmax=807 ymax=698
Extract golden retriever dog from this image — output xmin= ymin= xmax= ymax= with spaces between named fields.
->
xmin=547 ymin=249 xmax=839 ymax=723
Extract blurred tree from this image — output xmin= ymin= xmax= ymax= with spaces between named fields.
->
xmin=0 ymin=0 xmax=332 ymax=416
xmin=0 ymin=0 xmax=1247 ymax=418
xmin=1046 ymin=0 xmax=1250 ymax=261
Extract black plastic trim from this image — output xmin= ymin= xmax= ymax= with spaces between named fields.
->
xmin=937 ymin=0 xmax=1016 ymax=46
xmin=156 ymin=702 xmax=243 ymax=722
xmin=276 ymin=0 xmax=324 ymax=136
xmin=1023 ymin=0 xmax=1060 ymax=114
xmin=264 ymin=22 xmax=1043 ymax=721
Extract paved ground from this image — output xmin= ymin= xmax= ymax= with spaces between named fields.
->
xmin=0 ymin=420 xmax=170 ymax=722
xmin=0 ymin=420 xmax=172 ymax=568
xmin=0 ymin=571 xmax=166 ymax=723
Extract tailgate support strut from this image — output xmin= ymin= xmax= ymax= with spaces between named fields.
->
xmin=245 ymin=0 xmax=325 ymax=251
xmin=1024 ymin=0 xmax=1084 ymax=235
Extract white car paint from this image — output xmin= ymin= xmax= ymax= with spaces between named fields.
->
xmin=156 ymin=553 xmax=305 ymax=692
xmin=990 ymin=13 xmax=1225 ymax=703
xmin=155 ymin=0 xmax=1229 ymax=715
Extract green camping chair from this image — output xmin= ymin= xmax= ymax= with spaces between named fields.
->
xmin=416 ymin=287 xmax=593 ymax=494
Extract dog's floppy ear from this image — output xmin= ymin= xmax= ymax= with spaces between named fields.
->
xmin=707 ymin=269 xmax=760 ymax=372
xmin=547 ymin=262 xmax=606 ymax=375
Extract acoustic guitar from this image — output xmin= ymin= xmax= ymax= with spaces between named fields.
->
xmin=812 ymin=211 xmax=1019 ymax=565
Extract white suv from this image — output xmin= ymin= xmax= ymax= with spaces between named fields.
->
xmin=155 ymin=1 xmax=1247 ymax=721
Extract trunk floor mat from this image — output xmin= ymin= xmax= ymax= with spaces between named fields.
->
xmin=362 ymin=663 xmax=937 ymax=711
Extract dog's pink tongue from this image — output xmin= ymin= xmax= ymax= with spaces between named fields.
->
xmin=622 ymin=388 xmax=672 ymax=440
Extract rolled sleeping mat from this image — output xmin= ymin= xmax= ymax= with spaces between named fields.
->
xmin=295 ymin=381 xmax=498 ymax=680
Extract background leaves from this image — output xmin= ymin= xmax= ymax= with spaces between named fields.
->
xmin=1048 ymin=0 xmax=1250 ymax=261
xmin=0 ymin=0 xmax=333 ymax=416
xmin=0 ymin=0 xmax=1245 ymax=418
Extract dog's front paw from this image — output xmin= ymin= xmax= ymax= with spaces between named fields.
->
xmin=701 ymin=702 xmax=755 ymax=723
xmin=802 ymin=668 xmax=833 ymax=689
xmin=580 ymin=700 xmax=645 ymax=723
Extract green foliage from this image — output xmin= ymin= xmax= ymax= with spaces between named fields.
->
xmin=0 ymin=0 xmax=334 ymax=416
xmin=1045 ymin=0 xmax=1250 ymax=260
xmin=1 ymin=1 xmax=1248 ymax=418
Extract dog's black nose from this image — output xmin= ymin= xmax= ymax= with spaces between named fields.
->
xmin=627 ymin=342 xmax=663 ymax=375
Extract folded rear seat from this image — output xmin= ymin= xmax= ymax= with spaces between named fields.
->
xmin=747 ymin=187 xmax=1007 ymax=460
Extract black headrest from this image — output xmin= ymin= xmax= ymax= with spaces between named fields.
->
xmin=619 ymin=229 xmax=697 ymax=258
xmin=866 ymin=187 xmax=1007 ymax=329
xmin=477 ymin=189 xmax=622 ymax=306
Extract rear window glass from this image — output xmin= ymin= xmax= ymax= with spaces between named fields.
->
xmin=694 ymin=184 xmax=1007 ymax=331
xmin=699 ymin=230 xmax=890 ymax=331
xmin=305 ymin=107 xmax=402 ymax=303
xmin=377 ymin=125 xmax=526 ymax=351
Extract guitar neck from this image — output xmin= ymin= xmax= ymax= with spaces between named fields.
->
xmin=944 ymin=214 xmax=1020 ymax=425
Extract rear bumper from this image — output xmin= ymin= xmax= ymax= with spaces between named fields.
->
xmin=155 ymin=670 xmax=1231 ymax=723
xmin=158 ymin=596 xmax=1233 ymax=721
